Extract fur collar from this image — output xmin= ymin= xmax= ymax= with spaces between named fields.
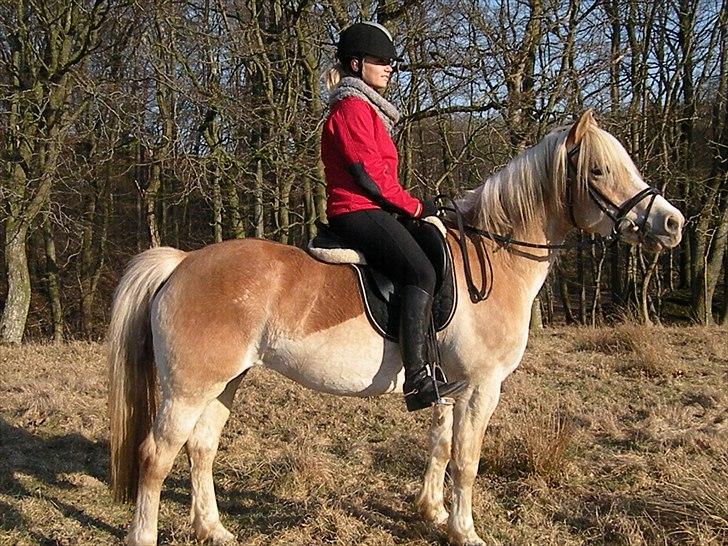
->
xmin=328 ymin=77 xmax=400 ymax=134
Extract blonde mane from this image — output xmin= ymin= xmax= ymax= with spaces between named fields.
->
xmin=457 ymin=123 xmax=639 ymax=238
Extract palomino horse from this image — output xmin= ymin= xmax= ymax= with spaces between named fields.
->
xmin=108 ymin=111 xmax=683 ymax=546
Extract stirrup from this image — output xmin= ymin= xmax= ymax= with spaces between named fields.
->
xmin=403 ymin=376 xmax=466 ymax=412
xmin=404 ymin=391 xmax=457 ymax=412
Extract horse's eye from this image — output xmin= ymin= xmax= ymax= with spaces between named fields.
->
xmin=591 ymin=168 xmax=603 ymax=177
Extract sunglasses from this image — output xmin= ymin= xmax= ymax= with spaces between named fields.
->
xmin=364 ymin=56 xmax=399 ymax=69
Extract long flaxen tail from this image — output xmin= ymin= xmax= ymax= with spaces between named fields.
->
xmin=107 ymin=246 xmax=187 ymax=503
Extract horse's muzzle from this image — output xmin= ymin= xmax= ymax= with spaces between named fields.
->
xmin=654 ymin=208 xmax=685 ymax=248
xmin=636 ymin=206 xmax=684 ymax=250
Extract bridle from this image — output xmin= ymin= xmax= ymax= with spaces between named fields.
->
xmin=439 ymin=143 xmax=662 ymax=303
xmin=564 ymin=144 xmax=660 ymax=244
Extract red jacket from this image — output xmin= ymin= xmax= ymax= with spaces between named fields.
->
xmin=321 ymin=96 xmax=423 ymax=219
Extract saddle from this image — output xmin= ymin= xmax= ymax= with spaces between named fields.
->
xmin=306 ymin=217 xmax=457 ymax=341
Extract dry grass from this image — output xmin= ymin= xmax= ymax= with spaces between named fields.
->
xmin=643 ymin=458 xmax=728 ymax=543
xmin=1 ymin=326 xmax=727 ymax=545
xmin=571 ymin=322 xmax=678 ymax=377
xmin=481 ymin=402 xmax=577 ymax=485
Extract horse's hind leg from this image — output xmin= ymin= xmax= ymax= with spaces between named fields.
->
xmin=186 ymin=373 xmax=245 ymax=544
xmin=126 ymin=396 xmax=208 ymax=546
xmin=417 ymin=403 xmax=453 ymax=526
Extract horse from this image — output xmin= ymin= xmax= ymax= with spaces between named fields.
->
xmin=108 ymin=111 xmax=683 ymax=546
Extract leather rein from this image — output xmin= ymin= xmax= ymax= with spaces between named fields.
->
xmin=438 ymin=144 xmax=661 ymax=303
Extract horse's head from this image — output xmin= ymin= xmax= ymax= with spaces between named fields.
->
xmin=563 ymin=111 xmax=684 ymax=251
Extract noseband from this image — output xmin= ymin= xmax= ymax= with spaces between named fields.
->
xmin=565 ymin=144 xmax=660 ymax=243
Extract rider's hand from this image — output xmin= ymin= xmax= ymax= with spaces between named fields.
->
xmin=419 ymin=198 xmax=439 ymax=218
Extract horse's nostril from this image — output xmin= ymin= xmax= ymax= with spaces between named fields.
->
xmin=666 ymin=215 xmax=682 ymax=234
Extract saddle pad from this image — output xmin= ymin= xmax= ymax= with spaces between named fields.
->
xmin=350 ymin=240 xmax=457 ymax=341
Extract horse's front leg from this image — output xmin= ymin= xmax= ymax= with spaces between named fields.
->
xmin=448 ymin=380 xmax=501 ymax=546
xmin=417 ymin=403 xmax=453 ymax=526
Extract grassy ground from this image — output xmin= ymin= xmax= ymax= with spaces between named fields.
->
xmin=0 ymin=326 xmax=726 ymax=545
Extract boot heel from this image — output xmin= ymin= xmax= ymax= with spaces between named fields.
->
xmin=404 ymin=391 xmax=434 ymax=412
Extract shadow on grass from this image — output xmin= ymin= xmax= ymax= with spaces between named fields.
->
xmin=159 ymin=474 xmax=314 ymax=539
xmin=0 ymin=498 xmax=23 ymax=531
xmin=0 ymin=418 xmax=125 ymax=542
xmin=2 ymin=416 xmax=441 ymax=543
xmin=370 ymin=435 xmax=428 ymax=479
xmin=344 ymin=494 xmax=444 ymax=543
xmin=161 ymin=472 xmax=441 ymax=543
xmin=551 ymin=491 xmax=648 ymax=544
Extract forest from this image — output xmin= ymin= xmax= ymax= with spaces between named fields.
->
xmin=1 ymin=0 xmax=727 ymax=343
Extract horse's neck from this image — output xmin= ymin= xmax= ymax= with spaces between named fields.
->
xmin=453 ymin=200 xmax=572 ymax=310
xmin=502 ymin=207 xmax=572 ymax=296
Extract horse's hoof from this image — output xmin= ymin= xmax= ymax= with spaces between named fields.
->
xmin=211 ymin=527 xmax=236 ymax=545
xmin=420 ymin=506 xmax=449 ymax=526
xmin=433 ymin=510 xmax=449 ymax=527
xmin=449 ymin=529 xmax=486 ymax=546
xmin=196 ymin=522 xmax=236 ymax=544
xmin=125 ymin=532 xmax=157 ymax=546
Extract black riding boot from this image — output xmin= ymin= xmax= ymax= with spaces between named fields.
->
xmin=400 ymin=285 xmax=467 ymax=412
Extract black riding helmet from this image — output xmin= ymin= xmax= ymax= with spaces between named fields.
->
xmin=336 ymin=22 xmax=403 ymax=64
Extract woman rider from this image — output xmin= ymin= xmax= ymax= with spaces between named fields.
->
xmin=321 ymin=22 xmax=466 ymax=411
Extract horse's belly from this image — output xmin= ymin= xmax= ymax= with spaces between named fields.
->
xmin=263 ymin=315 xmax=404 ymax=397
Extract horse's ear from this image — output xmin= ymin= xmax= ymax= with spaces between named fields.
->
xmin=566 ymin=109 xmax=595 ymax=149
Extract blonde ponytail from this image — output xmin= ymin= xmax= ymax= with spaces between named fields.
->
xmin=325 ymin=63 xmax=346 ymax=92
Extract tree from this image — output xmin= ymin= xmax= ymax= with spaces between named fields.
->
xmin=0 ymin=0 xmax=111 ymax=343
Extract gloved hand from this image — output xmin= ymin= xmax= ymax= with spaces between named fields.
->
xmin=419 ymin=198 xmax=439 ymax=218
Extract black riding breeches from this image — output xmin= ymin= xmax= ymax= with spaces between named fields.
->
xmin=328 ymin=209 xmax=436 ymax=296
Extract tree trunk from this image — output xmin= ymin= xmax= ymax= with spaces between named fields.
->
xmin=212 ymin=167 xmax=223 ymax=243
xmin=530 ymin=297 xmax=543 ymax=330
xmin=145 ymin=159 xmax=163 ymax=248
xmin=609 ymin=243 xmax=623 ymax=314
xmin=720 ymin=248 xmax=728 ymax=325
xmin=135 ymin=143 xmax=146 ymax=251
xmin=605 ymin=0 xmax=622 ymax=113
xmin=577 ymin=240 xmax=587 ymax=324
xmin=591 ymin=242 xmax=606 ymax=326
xmin=544 ymin=278 xmax=554 ymax=327
xmin=640 ymin=251 xmax=661 ymax=325
xmin=1 ymin=223 xmax=30 ymax=344
xmin=226 ymin=179 xmax=245 ymax=239
xmin=691 ymin=195 xmax=728 ymax=324
xmin=79 ymin=176 xmax=111 ymax=337
xmin=43 ymin=218 xmax=63 ymax=343
xmin=255 ymin=158 xmax=265 ymax=238
xmin=278 ymin=176 xmax=292 ymax=244
xmin=303 ymin=174 xmax=316 ymax=240
xmin=555 ymin=262 xmax=576 ymax=324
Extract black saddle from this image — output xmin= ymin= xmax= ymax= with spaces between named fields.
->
xmin=308 ymin=219 xmax=457 ymax=341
